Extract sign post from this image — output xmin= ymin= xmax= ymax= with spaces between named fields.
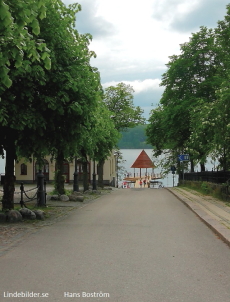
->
xmin=171 ymin=165 xmax=176 ymax=187
xmin=178 ymin=154 xmax=190 ymax=184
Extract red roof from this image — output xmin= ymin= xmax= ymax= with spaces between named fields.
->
xmin=131 ymin=150 xmax=155 ymax=168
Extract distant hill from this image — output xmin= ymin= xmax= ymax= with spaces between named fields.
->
xmin=118 ymin=125 xmax=153 ymax=149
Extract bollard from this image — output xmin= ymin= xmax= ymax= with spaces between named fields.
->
xmin=44 ymin=179 xmax=47 ymax=205
xmin=37 ymin=170 xmax=45 ymax=207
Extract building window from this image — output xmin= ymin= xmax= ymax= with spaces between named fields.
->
xmin=21 ymin=163 xmax=27 ymax=175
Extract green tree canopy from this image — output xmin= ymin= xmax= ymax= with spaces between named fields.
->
xmin=146 ymin=3 xmax=230 ymax=174
xmin=0 ymin=0 xmax=50 ymax=91
xmin=103 ymin=82 xmax=145 ymax=132
xmin=0 ymin=0 xmax=102 ymax=207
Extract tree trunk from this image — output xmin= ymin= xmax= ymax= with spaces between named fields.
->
xmin=2 ymin=141 xmax=16 ymax=210
xmin=81 ymin=151 xmax=89 ymax=192
xmin=55 ymin=152 xmax=65 ymax=195
xmin=190 ymin=159 xmax=195 ymax=172
xmin=200 ymin=162 xmax=205 ymax=172
xmin=97 ymin=160 xmax=104 ymax=188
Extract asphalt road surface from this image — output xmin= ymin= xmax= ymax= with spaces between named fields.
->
xmin=1 ymin=188 xmax=230 ymax=302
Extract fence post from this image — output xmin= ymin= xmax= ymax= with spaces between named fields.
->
xmin=20 ymin=182 xmax=24 ymax=208
xmin=37 ymin=170 xmax=45 ymax=207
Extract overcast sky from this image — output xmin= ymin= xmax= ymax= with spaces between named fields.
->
xmin=66 ymin=1 xmax=229 ymax=119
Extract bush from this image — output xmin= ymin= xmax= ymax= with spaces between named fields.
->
xmin=179 ymin=180 xmax=230 ymax=202
xmin=201 ymin=182 xmax=210 ymax=194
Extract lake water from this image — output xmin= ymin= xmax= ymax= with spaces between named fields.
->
xmin=119 ymin=149 xmax=179 ymax=187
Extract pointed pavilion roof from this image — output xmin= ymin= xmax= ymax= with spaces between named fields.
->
xmin=131 ymin=150 xmax=155 ymax=169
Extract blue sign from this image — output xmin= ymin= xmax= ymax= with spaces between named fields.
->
xmin=178 ymin=154 xmax=189 ymax=161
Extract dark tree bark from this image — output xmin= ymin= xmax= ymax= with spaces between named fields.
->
xmin=190 ymin=159 xmax=195 ymax=172
xmin=81 ymin=150 xmax=89 ymax=192
xmin=55 ymin=151 xmax=65 ymax=195
xmin=97 ymin=159 xmax=104 ymax=188
xmin=221 ymin=147 xmax=227 ymax=171
xmin=200 ymin=163 xmax=205 ymax=172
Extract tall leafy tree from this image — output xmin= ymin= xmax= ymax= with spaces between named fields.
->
xmin=188 ymin=4 xmax=230 ymax=171
xmin=211 ymin=4 xmax=230 ymax=169
xmin=74 ymin=97 xmax=120 ymax=191
xmin=214 ymin=83 xmax=230 ymax=170
xmin=99 ymin=82 xmax=145 ymax=187
xmin=190 ymin=79 xmax=230 ymax=171
xmin=215 ymin=4 xmax=230 ymax=74
xmin=32 ymin=0 xmax=101 ymax=194
xmin=91 ymin=100 xmax=120 ymax=188
xmin=103 ymin=83 xmax=145 ymax=131
xmin=147 ymin=26 xmax=222 ymax=172
xmin=0 ymin=0 xmax=101 ymax=208
xmin=146 ymin=106 xmax=167 ymax=154
xmin=0 ymin=0 xmax=51 ymax=210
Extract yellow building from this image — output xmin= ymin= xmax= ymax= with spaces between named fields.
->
xmin=15 ymin=153 xmax=117 ymax=187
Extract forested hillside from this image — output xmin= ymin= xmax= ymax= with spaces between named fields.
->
xmin=118 ymin=125 xmax=152 ymax=149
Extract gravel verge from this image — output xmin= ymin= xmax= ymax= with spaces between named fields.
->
xmin=0 ymin=189 xmax=113 ymax=256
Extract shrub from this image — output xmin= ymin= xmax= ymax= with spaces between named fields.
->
xmin=179 ymin=180 xmax=230 ymax=202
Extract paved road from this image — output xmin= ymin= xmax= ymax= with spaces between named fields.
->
xmin=1 ymin=188 xmax=230 ymax=302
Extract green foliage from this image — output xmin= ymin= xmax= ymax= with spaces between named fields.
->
xmin=0 ymin=0 xmax=50 ymax=93
xmin=146 ymin=106 xmax=169 ymax=154
xmin=90 ymin=99 xmax=120 ymax=161
xmin=103 ymin=82 xmax=145 ymax=132
xmin=118 ymin=125 xmax=152 ymax=149
xmin=180 ymin=180 xmax=230 ymax=202
xmin=146 ymin=4 xmax=230 ymax=172
xmin=0 ymin=0 xmax=108 ymax=208
xmin=200 ymin=182 xmax=210 ymax=194
xmin=30 ymin=0 xmax=101 ymax=161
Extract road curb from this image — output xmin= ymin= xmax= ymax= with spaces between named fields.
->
xmin=167 ymin=188 xmax=230 ymax=248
